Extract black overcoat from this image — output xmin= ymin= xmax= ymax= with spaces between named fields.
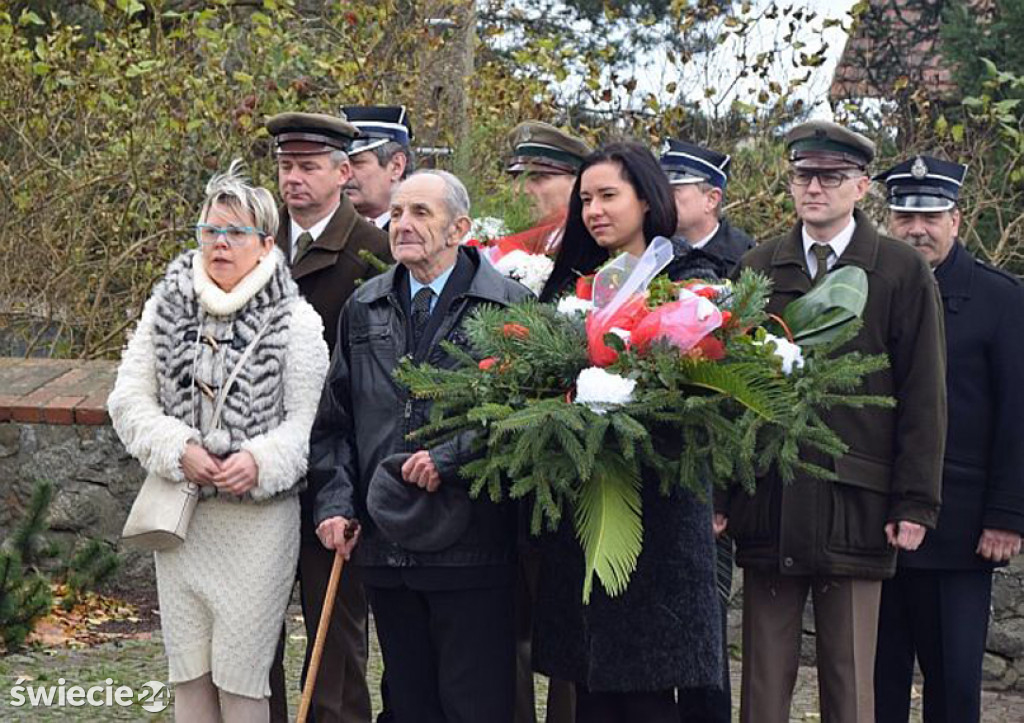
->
xmin=901 ymin=241 xmax=1024 ymax=570
xmin=531 ymin=244 xmax=723 ymax=693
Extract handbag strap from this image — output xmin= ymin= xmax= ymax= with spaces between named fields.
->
xmin=210 ymin=313 xmax=275 ymax=430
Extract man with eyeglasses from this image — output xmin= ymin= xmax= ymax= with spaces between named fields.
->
xmin=715 ymin=120 xmax=947 ymax=723
xmin=873 ymin=156 xmax=1024 ymax=723
xmin=265 ymin=111 xmax=391 ymax=723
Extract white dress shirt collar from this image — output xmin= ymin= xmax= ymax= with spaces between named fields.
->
xmin=289 ymin=203 xmax=339 ymax=263
xmin=689 ymin=223 xmax=720 ymax=251
xmin=801 ymin=216 xmax=856 ymax=277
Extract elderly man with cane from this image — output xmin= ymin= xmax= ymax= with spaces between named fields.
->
xmin=311 ymin=169 xmax=532 ymax=723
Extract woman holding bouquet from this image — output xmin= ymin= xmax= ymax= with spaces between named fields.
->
xmin=535 ymin=141 xmax=723 ymax=722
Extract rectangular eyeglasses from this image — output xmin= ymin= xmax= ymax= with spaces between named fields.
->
xmin=194 ymin=223 xmax=266 ymax=246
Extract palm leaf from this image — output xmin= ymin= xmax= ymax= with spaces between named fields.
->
xmin=573 ymin=452 xmax=643 ymax=604
xmin=677 ymin=360 xmax=793 ymax=421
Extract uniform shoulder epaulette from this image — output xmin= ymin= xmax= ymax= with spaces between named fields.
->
xmin=973 ymin=257 xmax=1022 ymax=287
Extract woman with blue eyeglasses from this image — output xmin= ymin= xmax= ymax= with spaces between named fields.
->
xmin=108 ymin=160 xmax=329 ymax=723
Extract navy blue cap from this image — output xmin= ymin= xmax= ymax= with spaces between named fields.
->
xmin=659 ymin=139 xmax=731 ymax=190
xmin=341 ymin=105 xmax=413 ymax=156
xmin=873 ymin=155 xmax=966 ymax=212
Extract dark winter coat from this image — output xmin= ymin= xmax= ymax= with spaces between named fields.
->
xmin=532 ymin=249 xmax=723 ymax=693
xmin=901 ymin=241 xmax=1024 ymax=571
xmin=668 ymin=217 xmax=755 ymax=280
xmin=718 ymin=209 xmax=947 ymax=580
xmin=276 ymin=195 xmax=391 ymax=540
xmin=310 ymin=248 xmax=534 ymax=570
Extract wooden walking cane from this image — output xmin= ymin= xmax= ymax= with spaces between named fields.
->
xmin=297 ymin=520 xmax=359 ymax=723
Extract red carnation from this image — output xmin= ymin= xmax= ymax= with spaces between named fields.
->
xmin=575 ymin=275 xmax=595 ymax=301
xmin=464 ymin=238 xmax=484 ymax=248
xmin=478 ymin=357 xmax=498 ymax=371
xmin=503 ymin=323 xmax=530 ymax=340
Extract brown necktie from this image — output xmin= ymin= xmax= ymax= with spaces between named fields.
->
xmin=811 ymin=243 xmax=832 ymax=285
xmin=293 ymin=231 xmax=314 ymax=265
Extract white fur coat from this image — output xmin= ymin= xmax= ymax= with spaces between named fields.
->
xmin=108 ymin=247 xmax=329 ymax=501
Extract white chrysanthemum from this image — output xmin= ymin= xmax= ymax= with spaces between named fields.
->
xmin=493 ymin=250 xmax=555 ymax=295
xmin=574 ymin=367 xmax=637 ymax=414
xmin=469 ymin=216 xmax=511 ymax=241
xmin=758 ymin=333 xmax=805 ymax=375
xmin=557 ymin=295 xmax=593 ymax=316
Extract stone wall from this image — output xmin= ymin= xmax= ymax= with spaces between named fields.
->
xmin=0 ymin=358 xmax=152 ymax=591
xmin=1 ymin=357 xmax=1023 ymax=689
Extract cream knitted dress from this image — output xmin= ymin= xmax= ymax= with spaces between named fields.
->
xmin=109 ymin=249 xmax=328 ymax=699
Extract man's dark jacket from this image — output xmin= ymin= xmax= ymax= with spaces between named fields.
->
xmin=276 ymin=195 xmax=390 ymax=352
xmin=671 ymin=218 xmax=755 ymax=280
xmin=901 ymin=241 xmax=1024 ymax=571
xmin=311 ymin=247 xmax=533 ymax=570
xmin=718 ymin=209 xmax=947 ymax=580
xmin=276 ymin=194 xmax=391 ymax=540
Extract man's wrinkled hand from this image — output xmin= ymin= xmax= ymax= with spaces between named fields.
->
xmin=402 ymin=450 xmax=441 ymax=492
xmin=976 ymin=528 xmax=1022 ymax=563
xmin=317 ymin=516 xmax=361 ymax=559
xmin=885 ymin=521 xmax=926 ymax=551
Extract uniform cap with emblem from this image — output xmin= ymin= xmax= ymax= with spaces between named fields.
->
xmin=342 ymin=105 xmax=413 ymax=156
xmin=873 ymin=155 xmax=966 ymax=212
xmin=785 ymin=119 xmax=876 ymax=170
xmin=659 ymin=138 xmax=731 ymax=190
xmin=265 ymin=112 xmax=359 ymax=156
xmin=506 ymin=121 xmax=592 ymax=175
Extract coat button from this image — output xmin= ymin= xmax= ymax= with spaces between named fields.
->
xmin=783 ymin=557 xmax=794 ymax=568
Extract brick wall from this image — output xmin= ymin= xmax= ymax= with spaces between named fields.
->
xmin=0 ymin=358 xmax=115 ymax=426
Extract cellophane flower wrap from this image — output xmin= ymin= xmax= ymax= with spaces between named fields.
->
xmin=396 ymin=238 xmax=892 ymax=602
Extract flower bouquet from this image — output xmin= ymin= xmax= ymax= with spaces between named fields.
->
xmin=396 ymin=237 xmax=892 ymax=602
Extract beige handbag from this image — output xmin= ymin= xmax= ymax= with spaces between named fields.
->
xmin=121 ymin=317 xmax=272 ymax=551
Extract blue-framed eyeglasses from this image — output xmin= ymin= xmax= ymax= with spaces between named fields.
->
xmin=194 ymin=223 xmax=266 ymax=246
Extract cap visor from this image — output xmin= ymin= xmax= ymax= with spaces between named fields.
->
xmin=888 ymin=195 xmax=955 ymax=212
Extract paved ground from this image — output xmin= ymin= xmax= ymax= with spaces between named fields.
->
xmin=1 ymin=601 xmax=1022 ymax=721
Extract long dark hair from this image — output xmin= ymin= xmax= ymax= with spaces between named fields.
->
xmin=539 ymin=140 xmax=677 ymax=302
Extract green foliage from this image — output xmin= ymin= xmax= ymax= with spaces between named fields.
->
xmin=0 ymin=1 xmax=843 ymax=357
xmin=0 ymin=549 xmax=52 ymax=653
xmin=780 ymin=266 xmax=869 ymax=345
xmin=0 ymin=480 xmax=121 ymax=650
xmin=575 ymin=452 xmax=643 ymax=604
xmin=1 ymin=481 xmax=55 ymax=652
xmin=396 ymin=272 xmax=892 ymax=600
xmin=62 ymin=538 xmax=120 ymax=611
xmin=942 ymin=0 xmax=1024 ymax=101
